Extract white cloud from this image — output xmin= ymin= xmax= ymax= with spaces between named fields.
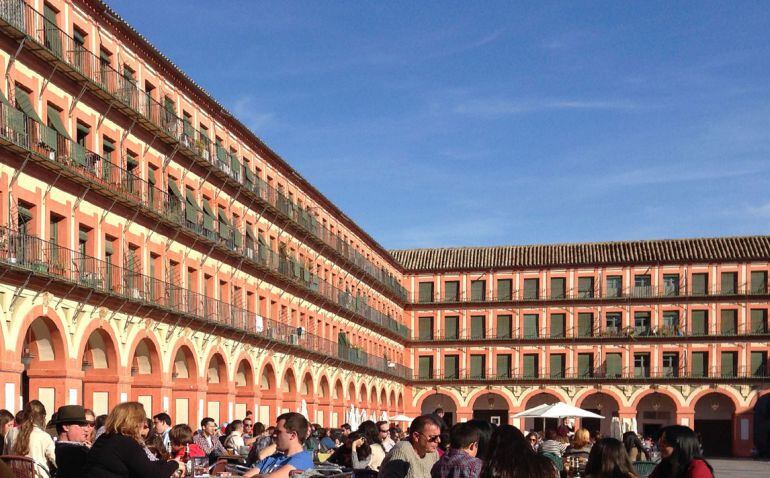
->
xmin=453 ymin=97 xmax=642 ymax=118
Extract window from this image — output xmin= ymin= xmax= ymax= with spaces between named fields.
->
xmin=691 ymin=352 xmax=707 ymax=377
xmin=605 ymin=353 xmax=622 ymax=378
xmin=444 ymin=281 xmax=459 ymax=302
xmin=578 ymin=277 xmax=594 ymax=298
xmin=550 ymin=277 xmax=566 ymax=299
xmin=99 ymin=47 xmax=112 ymax=87
xmin=523 ymin=354 xmax=539 ymax=378
xmin=444 ymin=355 xmax=459 ymax=379
xmin=470 ymin=315 xmax=486 ymax=339
xmin=606 ymin=276 xmax=622 ymax=298
xmin=751 ymin=271 xmax=768 ymax=294
xmin=496 ymin=315 xmax=512 ymax=339
xmin=721 ymin=272 xmax=737 ymax=295
xmin=606 ymin=312 xmax=622 ymax=333
xmin=662 ymin=311 xmax=680 ymax=333
xmin=523 ymin=314 xmax=539 ymax=338
xmin=496 ymin=354 xmax=512 ymax=379
xmin=471 ymin=280 xmax=486 ymax=301
xmin=720 ymin=351 xmax=737 ymax=377
xmin=751 ymin=352 xmax=767 ymax=377
xmin=663 ymin=274 xmax=680 ymax=296
xmin=690 ymin=310 xmax=708 ymax=336
xmin=634 ymin=353 xmax=650 ymax=378
xmin=634 ymin=311 xmax=651 ymax=335
xmin=751 ymin=309 xmax=768 ymax=334
xmin=496 ymin=279 xmax=512 ymax=301
xmin=444 ymin=316 xmax=459 ymax=340
xmin=418 ymin=282 xmax=434 ymax=303
xmin=49 ymin=214 xmax=61 ymax=262
xmin=691 ymin=273 xmax=708 ymax=295
xmin=720 ymin=309 xmax=737 ymax=335
xmin=418 ymin=356 xmax=434 ymax=379
xmin=418 ymin=317 xmax=434 ymax=340
xmin=523 ymin=278 xmax=539 ymax=300
xmin=662 ymin=352 xmax=679 ymax=377
xmin=72 ymin=28 xmax=86 ymax=71
xmin=634 ymin=274 xmax=651 ymax=297
xmin=43 ymin=3 xmax=61 ymax=56
xmin=104 ymin=236 xmax=115 ymax=290
xmin=470 ymin=355 xmax=486 ymax=379
xmin=578 ymin=312 xmax=594 ymax=337
xmin=549 ymin=354 xmax=565 ymax=379
xmin=550 ymin=313 xmax=565 ymax=338
xmin=578 ymin=353 xmax=594 ymax=378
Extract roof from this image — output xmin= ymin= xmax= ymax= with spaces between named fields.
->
xmin=389 ymin=236 xmax=770 ymax=272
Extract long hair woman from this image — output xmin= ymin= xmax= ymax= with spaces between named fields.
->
xmin=480 ymin=424 xmax=558 ymax=478
xmin=584 ymin=438 xmax=637 ymax=478
xmin=0 ymin=409 xmax=15 ymax=455
xmin=7 ymin=400 xmax=55 ymax=477
xmin=649 ymin=426 xmax=714 ymax=478
xmin=83 ymin=402 xmax=182 ymax=478
xmin=358 ymin=420 xmax=386 ymax=470
xmin=623 ymin=431 xmax=649 ymax=462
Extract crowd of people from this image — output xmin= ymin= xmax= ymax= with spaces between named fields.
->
xmin=0 ymin=401 xmax=715 ymax=478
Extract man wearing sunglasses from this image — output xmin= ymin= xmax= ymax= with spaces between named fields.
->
xmin=54 ymin=405 xmax=93 ymax=478
xmin=380 ymin=415 xmax=441 ymax=478
xmin=243 ymin=412 xmax=313 ymax=478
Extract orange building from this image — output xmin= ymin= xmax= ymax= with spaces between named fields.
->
xmin=0 ymin=0 xmax=765 ymax=459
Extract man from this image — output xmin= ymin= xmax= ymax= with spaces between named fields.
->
xmin=54 ymin=405 xmax=91 ymax=478
xmin=379 ymin=415 xmax=441 ymax=478
xmin=193 ymin=417 xmax=228 ymax=462
xmin=378 ymin=420 xmax=395 ymax=452
xmin=243 ymin=412 xmax=313 ymax=478
xmin=430 ymin=423 xmax=482 ymax=478
xmin=153 ymin=412 xmax=172 ymax=449
xmin=243 ymin=417 xmax=254 ymax=439
xmin=341 ymin=423 xmax=352 ymax=437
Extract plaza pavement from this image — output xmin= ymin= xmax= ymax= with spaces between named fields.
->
xmin=710 ymin=458 xmax=770 ymax=477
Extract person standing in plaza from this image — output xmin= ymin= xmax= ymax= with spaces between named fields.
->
xmin=379 ymin=415 xmax=441 ymax=478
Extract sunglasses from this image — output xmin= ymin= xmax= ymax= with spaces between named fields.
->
xmin=419 ymin=433 xmax=440 ymax=443
xmin=379 ymin=429 xmax=389 ymax=433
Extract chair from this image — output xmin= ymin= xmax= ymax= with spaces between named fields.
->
xmin=633 ymin=461 xmax=657 ymax=478
xmin=0 ymin=455 xmax=51 ymax=478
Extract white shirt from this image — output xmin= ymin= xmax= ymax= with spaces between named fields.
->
xmin=5 ymin=426 xmax=56 ymax=477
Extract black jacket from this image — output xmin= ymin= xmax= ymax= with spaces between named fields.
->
xmin=55 ymin=441 xmax=89 ymax=478
xmin=83 ymin=433 xmax=178 ymax=478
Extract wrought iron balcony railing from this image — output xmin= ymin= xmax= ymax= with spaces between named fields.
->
xmin=0 ymin=226 xmax=411 ymax=379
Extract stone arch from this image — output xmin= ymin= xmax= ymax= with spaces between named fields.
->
xmin=397 ymin=391 xmax=404 ymax=411
xmin=379 ymin=389 xmax=386 ymax=408
xmin=390 ymin=390 xmax=396 ymax=410
xmin=348 ymin=381 xmax=357 ymax=402
xmin=359 ymin=383 xmax=368 ymax=406
xmin=636 ymin=391 xmax=678 ymax=437
xmin=419 ymin=391 xmax=460 ymax=421
xmin=520 ymin=391 xmax=562 ymax=431
xmin=20 ymin=315 xmax=66 ymax=364
xmin=690 ymin=387 xmax=741 ymax=413
xmin=518 ymin=387 xmax=570 ymax=407
xmin=369 ymin=385 xmax=377 ymax=406
xmin=82 ymin=328 xmax=118 ymax=370
xmin=576 ymin=391 xmax=621 ymax=436
xmin=234 ymin=358 xmax=255 ymax=388
xmin=127 ymin=334 xmax=162 ymax=377
xmin=19 ymin=315 xmax=69 ymax=413
xmin=171 ymin=343 xmax=199 ymax=383
xmin=318 ymin=376 xmax=330 ymax=402
xmin=281 ymin=368 xmax=297 ymax=395
xmin=258 ymin=361 xmax=277 ymax=393
xmin=206 ymin=352 xmax=228 ymax=385
xmin=630 ymin=387 xmax=681 ymax=409
xmin=333 ymin=379 xmax=344 ymax=400
xmin=575 ymin=388 xmax=625 ymax=410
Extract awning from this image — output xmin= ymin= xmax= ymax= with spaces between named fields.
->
xmin=230 ymin=153 xmax=240 ymax=173
xmin=244 ymin=166 xmax=255 ymax=183
xmin=185 ymin=190 xmax=200 ymax=222
xmin=47 ymin=105 xmax=72 ymax=140
xmin=217 ymin=208 xmax=231 ymax=239
xmin=217 ymin=208 xmax=230 ymax=224
xmin=185 ymin=190 xmax=200 ymax=211
xmin=167 ymin=180 xmax=183 ymax=201
xmin=0 ymin=87 xmax=10 ymax=106
xmin=15 ymin=86 xmax=43 ymax=124
xmin=245 ymin=227 xmax=257 ymax=244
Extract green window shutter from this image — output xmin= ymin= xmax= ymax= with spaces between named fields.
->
xmin=523 ymin=278 xmax=539 ymax=300
xmin=550 ymin=314 xmax=565 ymax=338
xmin=202 ymin=202 xmax=214 ymax=231
xmin=233 ymin=230 xmax=243 ymax=248
xmin=692 ymin=273 xmax=708 ymax=295
xmin=496 ymin=279 xmax=512 ymax=301
xmin=104 ymin=240 xmax=113 ymax=255
xmin=751 ymin=309 xmax=768 ymax=334
xmin=471 ymin=280 xmax=486 ymax=301
xmin=444 ymin=281 xmax=459 ymax=302
xmin=578 ymin=313 xmax=593 ymax=337
xmin=496 ymin=354 xmax=511 ymax=378
xmin=418 ymin=282 xmax=434 ymax=303
xmin=721 ymin=352 xmax=736 ymax=377
xmin=167 ymin=180 xmax=183 ymax=201
xmin=444 ymin=316 xmax=459 ymax=339
xmin=47 ymin=105 xmax=72 ymax=140
xmin=721 ymin=272 xmax=737 ymax=294
xmin=578 ymin=277 xmax=594 ymax=298
xmin=244 ymin=165 xmax=256 ymax=183
xmin=549 ymin=354 xmax=565 ymax=378
xmin=550 ymin=277 xmax=565 ymax=299
xmin=605 ymin=353 xmax=621 ymax=378
xmin=750 ymin=352 xmax=767 ymax=377
xmin=471 ymin=315 xmax=485 ymax=339
xmin=691 ymin=352 xmax=707 ymax=377
xmin=418 ymin=356 xmax=433 ymax=379
xmin=43 ymin=5 xmax=62 ymax=57
xmin=496 ymin=315 xmax=512 ymax=339
xmin=523 ymin=354 xmax=538 ymax=378
xmin=41 ymin=125 xmax=57 ymax=150
xmin=217 ymin=209 xmax=231 ymax=239
xmin=470 ymin=355 xmax=485 ymax=379
xmin=418 ymin=317 xmax=433 ymax=340
xmin=751 ymin=271 xmax=768 ymax=294
xmin=444 ymin=355 xmax=459 ymax=379
xmin=691 ymin=310 xmax=708 ymax=335
xmin=15 ymin=85 xmax=43 ymax=124
xmin=185 ymin=190 xmax=200 ymax=223
xmin=523 ymin=314 xmax=539 ymax=338
xmin=230 ymin=153 xmax=240 ymax=174
xmin=720 ymin=309 xmax=737 ymax=335
xmin=578 ymin=354 xmax=593 ymax=377
xmin=7 ymin=107 xmax=25 ymax=134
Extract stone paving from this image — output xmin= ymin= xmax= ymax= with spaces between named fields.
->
xmin=710 ymin=458 xmax=770 ymax=477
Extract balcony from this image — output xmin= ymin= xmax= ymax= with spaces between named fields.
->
xmin=0 ymin=0 xmax=407 ymax=303
xmin=0 ymin=226 xmax=411 ymax=380
xmin=0 ymin=103 xmax=409 ymax=339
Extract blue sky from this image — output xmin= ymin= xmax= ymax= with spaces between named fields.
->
xmin=109 ymin=1 xmax=770 ymax=249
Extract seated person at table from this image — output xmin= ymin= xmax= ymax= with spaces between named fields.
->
xmin=169 ymin=424 xmax=206 ymax=460
xmin=243 ymin=412 xmax=313 ymax=478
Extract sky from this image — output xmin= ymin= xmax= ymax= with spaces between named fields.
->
xmin=108 ymin=1 xmax=770 ymax=250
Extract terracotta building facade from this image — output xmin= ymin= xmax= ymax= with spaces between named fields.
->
xmin=0 ymin=0 xmax=766 ymax=459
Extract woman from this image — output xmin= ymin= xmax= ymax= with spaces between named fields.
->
xmin=479 ymin=425 xmax=558 ymax=478
xmin=623 ymin=432 xmax=650 ymax=462
xmin=649 ymin=426 xmax=714 ymax=478
xmin=0 ymin=409 xmax=14 ymax=455
xmin=565 ymin=428 xmax=593 ymax=457
xmin=526 ymin=432 xmax=540 ymax=452
xmin=358 ymin=421 xmax=386 ymax=470
xmin=224 ymin=420 xmax=245 ymax=452
xmin=83 ymin=402 xmax=182 ymax=478
xmin=169 ymin=424 xmax=206 ymax=460
xmin=6 ymin=401 xmax=55 ymax=478
xmin=584 ymin=438 xmax=637 ymax=478
xmin=349 ymin=431 xmax=373 ymax=470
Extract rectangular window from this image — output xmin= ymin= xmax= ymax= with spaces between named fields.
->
xmin=550 ymin=313 xmax=565 ymax=338
xmin=691 ymin=273 xmax=708 ymax=295
xmin=662 ymin=311 xmax=680 ymax=333
xmin=751 ymin=271 xmax=768 ymax=294
xmin=578 ymin=277 xmax=595 ymax=298
xmin=663 ymin=274 xmax=680 ymax=296
xmin=523 ymin=314 xmax=539 ymax=338
xmin=523 ymin=278 xmax=539 ymax=300
xmin=691 ymin=310 xmax=708 ymax=336
xmin=720 ymin=309 xmax=737 ymax=335
xmin=418 ymin=282 xmax=434 ymax=303
xmin=605 ymin=353 xmax=622 ymax=378
xmin=496 ymin=279 xmax=512 ymax=301
xmin=606 ymin=275 xmax=622 ymax=298
xmin=721 ymin=351 xmax=737 ymax=377
xmin=550 ymin=277 xmax=566 ymax=299
xmin=418 ymin=356 xmax=434 ymax=379
xmin=444 ymin=281 xmax=459 ymax=302
xmin=444 ymin=316 xmax=459 ymax=339
xmin=634 ymin=311 xmax=651 ymax=335
xmin=578 ymin=353 xmax=594 ymax=378
xmin=691 ymin=352 xmax=707 ymax=377
xmin=470 ymin=355 xmax=486 ymax=379
xmin=751 ymin=352 xmax=767 ymax=377
xmin=634 ymin=353 xmax=650 ymax=378
xmin=751 ymin=309 xmax=768 ymax=334
xmin=496 ymin=315 xmax=512 ymax=339
xmin=496 ymin=354 xmax=512 ymax=379
xmin=721 ymin=272 xmax=737 ymax=295
xmin=634 ymin=274 xmax=651 ymax=297
xmin=444 ymin=355 xmax=459 ymax=379
xmin=663 ymin=352 xmax=679 ymax=377
xmin=578 ymin=312 xmax=594 ymax=337
xmin=523 ymin=354 xmax=539 ymax=378
xmin=49 ymin=215 xmax=61 ymax=261
xmin=549 ymin=354 xmax=565 ymax=379
xmin=72 ymin=28 xmax=86 ymax=71
xmin=43 ymin=3 xmax=61 ymax=57
xmin=606 ymin=312 xmax=622 ymax=333
xmin=418 ymin=317 xmax=434 ymax=340
xmin=470 ymin=315 xmax=486 ymax=339
xmin=471 ymin=280 xmax=486 ymax=301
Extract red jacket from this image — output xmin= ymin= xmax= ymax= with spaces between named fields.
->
xmin=174 ymin=444 xmax=206 ymax=460
xmin=651 ymin=459 xmax=714 ymax=478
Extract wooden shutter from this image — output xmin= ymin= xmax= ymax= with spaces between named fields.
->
xmin=751 ymin=309 xmax=768 ymax=334
xmin=578 ymin=313 xmax=593 ymax=337
xmin=470 ymin=355 xmax=485 ymax=379
xmin=471 ymin=315 xmax=485 ymax=339
xmin=605 ymin=353 xmax=621 ymax=378
xmin=444 ymin=355 xmax=459 ymax=379
xmin=691 ymin=352 xmax=707 ymax=377
xmin=418 ymin=282 xmax=434 ymax=303
xmin=550 ymin=314 xmax=565 ymax=338
xmin=721 ymin=272 xmax=737 ymax=294
xmin=418 ymin=356 xmax=433 ymax=379
xmin=720 ymin=352 xmax=736 ymax=377
xmin=750 ymin=352 xmax=767 ymax=377
xmin=496 ymin=279 xmax=512 ymax=301
xmin=691 ymin=310 xmax=708 ymax=335
xmin=550 ymin=277 xmax=565 ymax=299
xmin=720 ymin=309 xmax=737 ymax=335
xmin=578 ymin=354 xmax=593 ymax=377
xmin=550 ymin=354 xmax=565 ymax=378
xmin=496 ymin=315 xmax=512 ymax=339
xmin=496 ymin=355 xmax=511 ymax=378
xmin=523 ymin=354 xmax=538 ymax=378
xmin=752 ymin=271 xmax=768 ymax=294
xmin=523 ymin=278 xmax=539 ymax=300
xmin=523 ymin=314 xmax=539 ymax=338
xmin=418 ymin=317 xmax=433 ymax=340
xmin=444 ymin=316 xmax=459 ymax=339
xmin=578 ymin=277 xmax=594 ymax=297
xmin=444 ymin=281 xmax=459 ymax=302
xmin=471 ymin=280 xmax=485 ymax=301
xmin=692 ymin=273 xmax=708 ymax=295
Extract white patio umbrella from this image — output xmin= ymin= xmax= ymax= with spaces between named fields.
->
xmin=389 ymin=414 xmax=412 ymax=422
xmin=349 ymin=406 xmax=360 ymax=430
xmin=361 ymin=409 xmax=368 ymax=423
xmin=380 ymin=411 xmax=389 ymax=422
xmin=296 ymin=399 xmax=309 ymax=419
xmin=513 ymin=402 xmax=604 ymax=432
